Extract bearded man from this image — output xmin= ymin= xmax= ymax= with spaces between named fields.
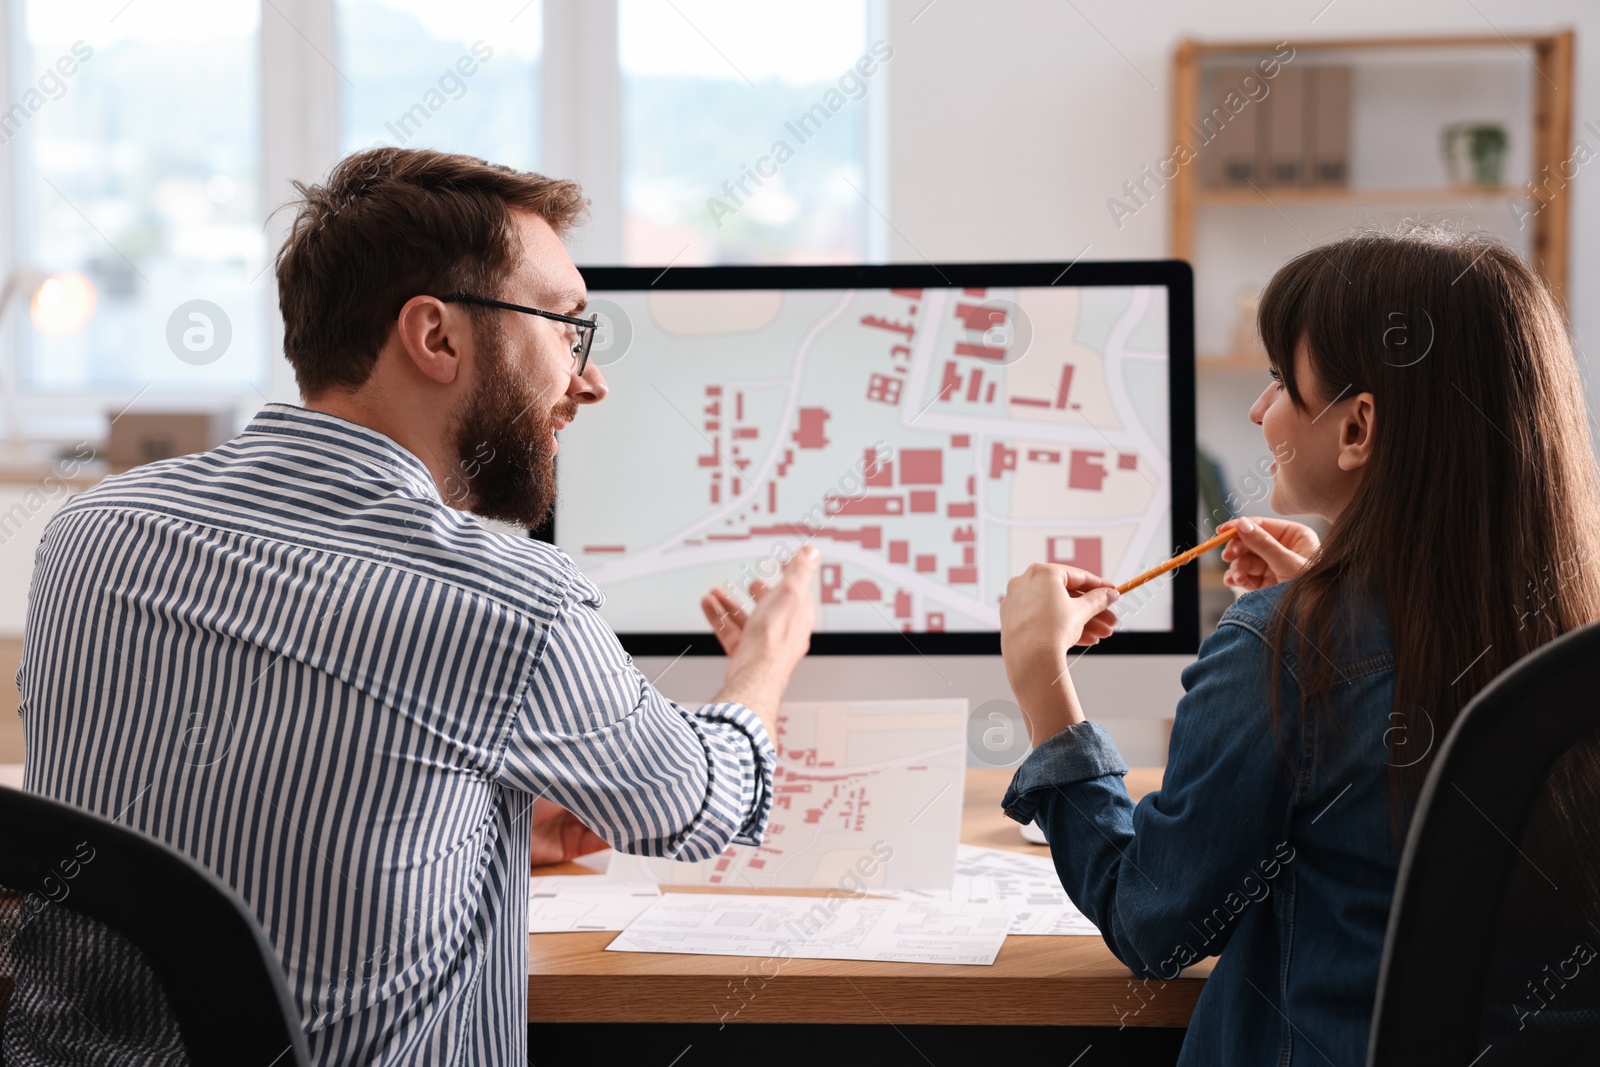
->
xmin=17 ymin=147 xmax=817 ymax=1066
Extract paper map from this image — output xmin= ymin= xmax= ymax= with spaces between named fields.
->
xmin=879 ymin=845 xmax=1099 ymax=936
xmin=604 ymin=698 xmax=967 ymax=889
xmin=605 ymin=893 xmax=1014 ymax=966
xmin=528 ymin=877 xmax=661 ymax=933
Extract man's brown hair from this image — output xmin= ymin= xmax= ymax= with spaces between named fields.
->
xmin=274 ymin=147 xmax=588 ymax=396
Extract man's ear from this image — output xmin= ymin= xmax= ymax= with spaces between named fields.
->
xmin=1336 ymin=391 xmax=1376 ymax=472
xmin=394 ymin=295 xmax=469 ymax=385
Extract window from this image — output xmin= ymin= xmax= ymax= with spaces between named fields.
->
xmin=14 ymin=0 xmax=264 ymax=391
xmin=337 ymin=0 xmax=542 ymax=171
xmin=0 ymin=0 xmax=882 ymax=417
xmin=618 ymin=0 xmax=873 ymax=265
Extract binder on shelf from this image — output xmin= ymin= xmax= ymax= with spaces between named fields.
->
xmin=1307 ymin=66 xmax=1352 ymax=187
xmin=1199 ymin=67 xmax=1260 ymax=189
xmin=1261 ymin=66 xmax=1306 ymax=186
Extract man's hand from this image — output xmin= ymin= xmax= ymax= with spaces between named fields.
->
xmin=701 ymin=546 xmax=818 ymax=681
xmin=1218 ymin=517 xmax=1318 ymax=590
xmin=529 ymin=798 xmax=608 ymax=867
xmin=701 ymin=587 xmax=750 ymax=659
xmin=702 ymin=545 xmax=819 ymax=735
xmin=999 ymin=564 xmax=1120 ymax=742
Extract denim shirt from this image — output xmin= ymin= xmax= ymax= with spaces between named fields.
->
xmin=1003 ymin=583 xmax=1401 ymax=1067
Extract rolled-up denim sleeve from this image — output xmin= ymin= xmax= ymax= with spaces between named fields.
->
xmin=1001 ymin=618 xmax=1298 ymax=979
xmin=500 ymin=572 xmax=775 ymax=861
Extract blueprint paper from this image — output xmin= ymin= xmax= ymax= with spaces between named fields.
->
xmin=528 ymin=877 xmax=661 ymax=933
xmin=606 ymin=893 xmax=1013 ymax=966
xmin=879 ymin=845 xmax=1099 ymax=937
xmin=604 ymin=699 xmax=967 ymax=890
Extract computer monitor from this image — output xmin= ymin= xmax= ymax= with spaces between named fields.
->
xmin=541 ymin=261 xmax=1196 ymax=656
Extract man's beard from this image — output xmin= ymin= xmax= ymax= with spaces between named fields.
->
xmin=450 ymin=320 xmax=578 ymax=529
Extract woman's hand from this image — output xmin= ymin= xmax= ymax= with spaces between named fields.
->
xmin=1000 ymin=563 xmax=1121 ymax=653
xmin=999 ymin=564 xmax=1121 ymax=739
xmin=1218 ymin=517 xmax=1318 ymax=590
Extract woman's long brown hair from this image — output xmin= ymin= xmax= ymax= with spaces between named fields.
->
xmin=1257 ymin=227 xmax=1600 ymax=829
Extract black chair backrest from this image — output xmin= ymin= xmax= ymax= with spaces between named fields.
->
xmin=0 ymin=786 xmax=309 ymax=1066
xmin=1369 ymin=620 xmax=1600 ymax=1065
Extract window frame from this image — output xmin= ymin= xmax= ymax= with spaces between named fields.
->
xmin=0 ymin=0 xmax=887 ymax=443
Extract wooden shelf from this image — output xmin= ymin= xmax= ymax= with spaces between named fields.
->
xmin=1196 ymin=184 xmax=1525 ymax=207
xmin=1194 ymin=34 xmax=1556 ymax=54
xmin=1197 ymin=352 xmax=1270 ymax=372
xmin=1170 ymin=32 xmax=1573 ymax=306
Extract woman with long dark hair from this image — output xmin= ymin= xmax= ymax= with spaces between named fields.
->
xmin=997 ymin=227 xmax=1600 ymax=1066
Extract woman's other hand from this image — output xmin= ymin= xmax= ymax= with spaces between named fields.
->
xmin=1219 ymin=517 xmax=1318 ymax=590
xmin=999 ymin=565 xmax=1121 ymax=736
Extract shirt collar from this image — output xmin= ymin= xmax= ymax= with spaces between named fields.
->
xmin=241 ymin=403 xmax=443 ymax=502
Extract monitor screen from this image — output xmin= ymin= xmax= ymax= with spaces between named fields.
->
xmin=545 ymin=261 xmax=1196 ymax=655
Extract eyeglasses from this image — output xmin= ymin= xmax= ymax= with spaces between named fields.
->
xmin=441 ymin=294 xmax=600 ymax=375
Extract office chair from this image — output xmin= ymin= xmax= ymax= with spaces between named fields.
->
xmin=0 ymin=786 xmax=309 ymax=1066
xmin=1368 ymin=620 xmax=1600 ymax=1066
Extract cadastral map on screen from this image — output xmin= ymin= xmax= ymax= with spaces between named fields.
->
xmin=557 ymin=284 xmax=1172 ymax=633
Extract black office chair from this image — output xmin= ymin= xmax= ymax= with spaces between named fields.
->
xmin=1368 ymin=620 xmax=1600 ymax=1066
xmin=0 ymin=786 xmax=309 ymax=1066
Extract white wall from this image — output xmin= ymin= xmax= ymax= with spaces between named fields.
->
xmin=879 ymin=0 xmax=1593 ymax=278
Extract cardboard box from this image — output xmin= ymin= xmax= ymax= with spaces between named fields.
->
xmin=105 ymin=409 xmax=235 ymax=470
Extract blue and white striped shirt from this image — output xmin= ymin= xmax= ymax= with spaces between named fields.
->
xmin=17 ymin=403 xmax=774 ymax=1066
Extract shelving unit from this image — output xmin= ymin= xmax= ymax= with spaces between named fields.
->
xmin=1195 ymin=184 xmax=1522 ymax=207
xmin=1171 ymin=32 xmax=1575 ymax=375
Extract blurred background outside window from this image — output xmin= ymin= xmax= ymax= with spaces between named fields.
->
xmin=15 ymin=0 xmax=263 ymax=394
xmin=617 ymin=0 xmax=870 ymax=265
xmin=337 ymin=0 xmax=543 ymax=171
xmin=1 ymin=0 xmax=879 ymax=410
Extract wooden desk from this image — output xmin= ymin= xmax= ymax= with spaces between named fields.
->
xmin=528 ymin=766 xmax=1208 ymax=1030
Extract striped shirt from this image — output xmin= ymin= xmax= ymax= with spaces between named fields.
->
xmin=16 ymin=403 xmax=774 ymax=1066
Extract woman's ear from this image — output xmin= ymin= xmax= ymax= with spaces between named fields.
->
xmin=1336 ymin=392 xmax=1376 ymax=472
xmin=395 ymin=295 xmax=467 ymax=385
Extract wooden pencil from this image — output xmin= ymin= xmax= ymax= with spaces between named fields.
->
xmin=1116 ymin=528 xmax=1239 ymax=595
